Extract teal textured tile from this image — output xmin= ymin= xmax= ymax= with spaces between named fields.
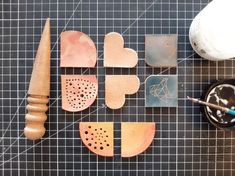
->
xmin=145 ymin=34 xmax=177 ymax=67
xmin=145 ymin=75 xmax=178 ymax=107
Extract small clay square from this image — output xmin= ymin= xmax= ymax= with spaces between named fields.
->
xmin=145 ymin=34 xmax=177 ymax=67
xmin=145 ymin=75 xmax=178 ymax=107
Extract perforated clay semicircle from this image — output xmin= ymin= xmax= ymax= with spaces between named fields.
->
xmin=60 ymin=31 xmax=97 ymax=67
xmin=121 ymin=122 xmax=155 ymax=157
xmin=79 ymin=122 xmax=114 ymax=157
xmin=61 ymin=75 xmax=98 ymax=112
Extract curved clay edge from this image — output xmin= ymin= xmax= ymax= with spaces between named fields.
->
xmin=60 ymin=31 xmax=97 ymax=68
xmin=123 ymin=48 xmax=138 ymax=68
xmin=126 ymin=75 xmax=140 ymax=95
xmin=105 ymin=75 xmax=140 ymax=109
xmin=61 ymin=75 xmax=98 ymax=112
xmin=104 ymin=32 xmax=138 ymax=68
xmin=62 ymin=98 xmax=97 ymax=112
xmin=105 ymin=32 xmax=124 ymax=44
xmin=105 ymin=94 xmax=125 ymax=110
xmin=121 ymin=123 xmax=156 ymax=157
xmin=79 ymin=122 xmax=114 ymax=157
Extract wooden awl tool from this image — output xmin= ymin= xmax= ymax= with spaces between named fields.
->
xmin=24 ymin=18 xmax=51 ymax=140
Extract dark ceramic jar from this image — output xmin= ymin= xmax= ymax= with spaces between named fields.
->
xmin=203 ymin=79 xmax=235 ymax=130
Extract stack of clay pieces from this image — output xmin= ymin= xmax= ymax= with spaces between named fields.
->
xmin=104 ymin=32 xmax=140 ymax=109
xmin=60 ymin=31 xmax=98 ymax=112
xmin=145 ymin=34 xmax=178 ymax=108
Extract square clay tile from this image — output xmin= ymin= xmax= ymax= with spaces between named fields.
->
xmin=145 ymin=34 xmax=177 ymax=67
xmin=145 ymin=75 xmax=178 ymax=107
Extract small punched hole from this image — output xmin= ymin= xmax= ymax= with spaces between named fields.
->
xmin=100 ymin=146 xmax=104 ymax=150
xmin=85 ymin=131 xmax=88 ymax=134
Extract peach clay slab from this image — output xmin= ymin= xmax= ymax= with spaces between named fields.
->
xmin=121 ymin=122 xmax=155 ymax=157
xmin=79 ymin=122 xmax=114 ymax=157
xmin=104 ymin=32 xmax=138 ymax=68
xmin=60 ymin=31 xmax=97 ymax=67
xmin=105 ymin=75 xmax=140 ymax=109
xmin=61 ymin=75 xmax=98 ymax=112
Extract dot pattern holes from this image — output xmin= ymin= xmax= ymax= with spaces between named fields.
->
xmin=79 ymin=122 xmax=114 ymax=157
xmin=66 ymin=79 xmax=97 ymax=109
xmin=83 ymin=127 xmax=109 ymax=151
xmin=61 ymin=75 xmax=98 ymax=112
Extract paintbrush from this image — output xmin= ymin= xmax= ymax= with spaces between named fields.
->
xmin=187 ymin=96 xmax=235 ymax=116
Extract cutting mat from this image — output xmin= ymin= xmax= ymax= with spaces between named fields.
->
xmin=1 ymin=0 xmax=235 ymax=175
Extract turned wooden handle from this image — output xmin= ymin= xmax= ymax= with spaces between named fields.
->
xmin=24 ymin=95 xmax=49 ymax=140
xmin=25 ymin=18 xmax=50 ymax=140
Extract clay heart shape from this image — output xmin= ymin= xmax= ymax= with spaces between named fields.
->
xmin=104 ymin=32 xmax=138 ymax=68
xmin=105 ymin=75 xmax=140 ymax=109
xmin=79 ymin=122 xmax=114 ymax=157
xmin=60 ymin=31 xmax=97 ymax=67
xmin=121 ymin=122 xmax=155 ymax=157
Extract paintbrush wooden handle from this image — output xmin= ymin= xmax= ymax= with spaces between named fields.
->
xmin=24 ymin=95 xmax=49 ymax=140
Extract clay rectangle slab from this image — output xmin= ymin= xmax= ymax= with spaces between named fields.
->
xmin=145 ymin=34 xmax=177 ymax=67
xmin=145 ymin=75 xmax=178 ymax=107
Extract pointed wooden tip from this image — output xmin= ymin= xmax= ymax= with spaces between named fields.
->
xmin=28 ymin=18 xmax=51 ymax=96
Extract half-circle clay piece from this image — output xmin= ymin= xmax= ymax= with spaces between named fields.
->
xmin=61 ymin=75 xmax=98 ymax=112
xmin=121 ymin=122 xmax=155 ymax=157
xmin=79 ymin=122 xmax=114 ymax=157
xmin=105 ymin=75 xmax=140 ymax=109
xmin=60 ymin=31 xmax=97 ymax=67
xmin=104 ymin=32 xmax=138 ymax=68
